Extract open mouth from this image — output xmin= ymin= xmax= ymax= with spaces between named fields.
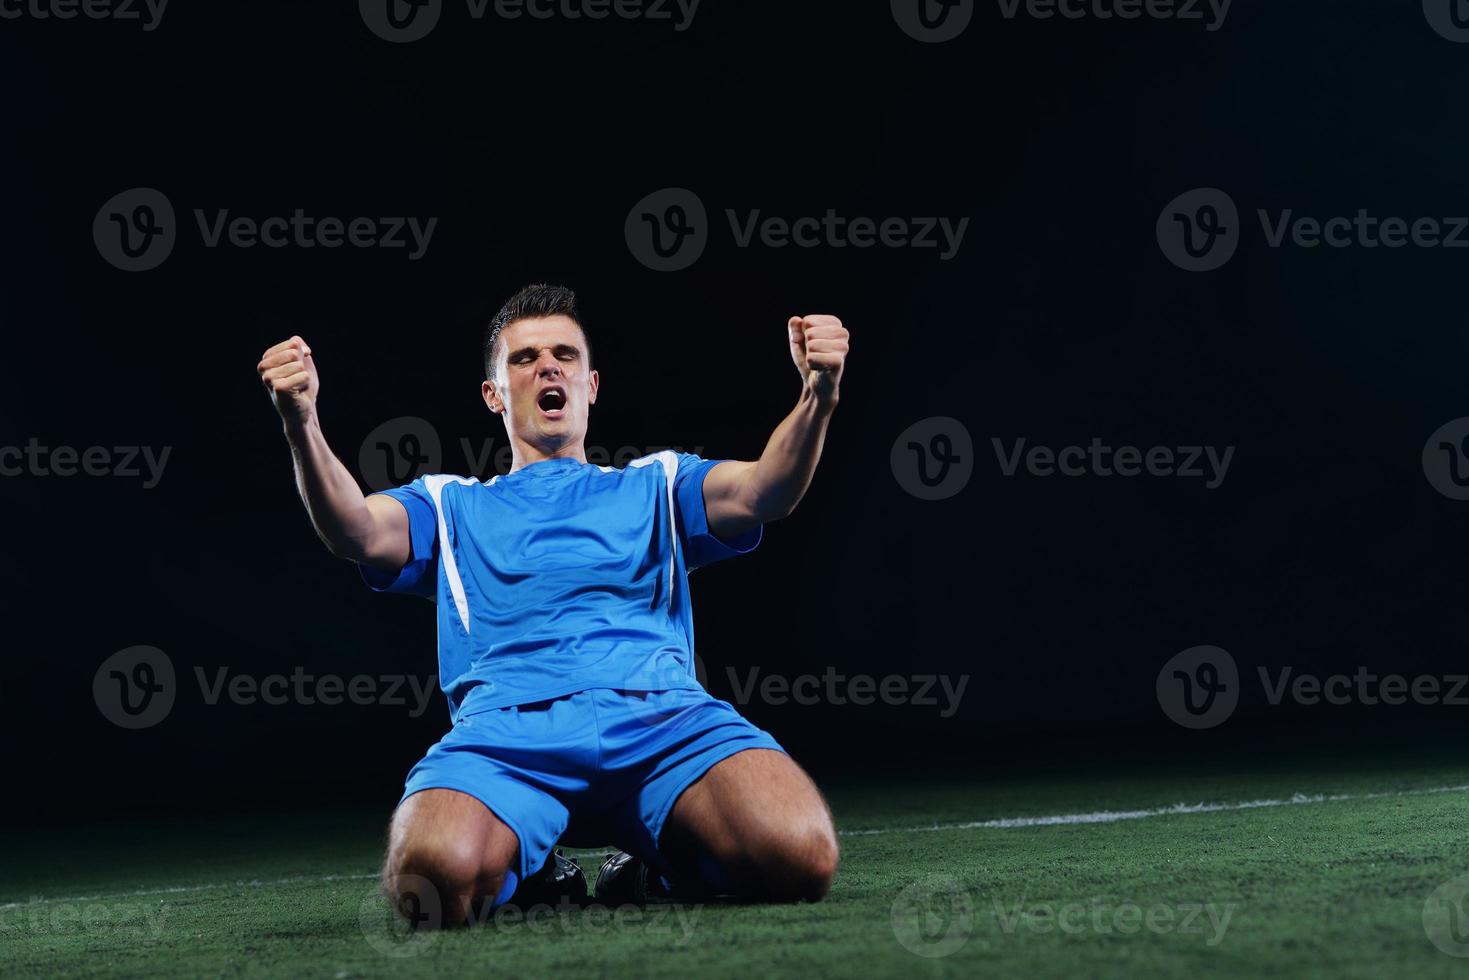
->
xmin=536 ymin=386 xmax=567 ymax=418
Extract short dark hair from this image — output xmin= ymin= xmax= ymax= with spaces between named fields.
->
xmin=483 ymin=283 xmax=590 ymax=379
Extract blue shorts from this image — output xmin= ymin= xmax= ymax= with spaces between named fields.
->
xmin=399 ymin=687 xmax=785 ymax=884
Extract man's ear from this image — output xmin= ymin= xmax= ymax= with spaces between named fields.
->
xmin=482 ymin=379 xmax=504 ymax=415
xmin=588 ymin=369 xmax=599 ymax=406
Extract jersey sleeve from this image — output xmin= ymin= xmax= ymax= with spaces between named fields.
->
xmin=672 ymin=453 xmax=763 ymax=572
xmin=358 ymin=477 xmax=440 ymax=598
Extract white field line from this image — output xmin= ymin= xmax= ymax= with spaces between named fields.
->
xmin=837 ymin=782 xmax=1469 ymax=835
xmin=5 ymin=782 xmax=1467 ymax=911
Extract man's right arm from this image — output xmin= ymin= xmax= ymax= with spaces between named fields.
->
xmin=257 ymin=336 xmax=409 ymax=572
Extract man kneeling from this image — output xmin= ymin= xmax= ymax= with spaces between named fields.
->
xmin=256 ymin=284 xmax=850 ymax=924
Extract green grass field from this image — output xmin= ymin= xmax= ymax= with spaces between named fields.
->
xmin=6 ymin=756 xmax=1469 ymax=978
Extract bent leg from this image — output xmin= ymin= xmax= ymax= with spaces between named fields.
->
xmin=382 ymin=788 xmax=520 ymax=928
xmin=659 ymin=748 xmax=839 ymax=902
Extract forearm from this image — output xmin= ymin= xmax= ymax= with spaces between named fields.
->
xmin=258 ymin=334 xmax=408 ymax=568
xmin=283 ymin=416 xmax=382 ymax=561
xmin=743 ymin=387 xmax=837 ymax=522
xmin=696 ymin=313 xmax=850 ymax=537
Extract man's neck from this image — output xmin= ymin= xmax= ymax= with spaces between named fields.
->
xmin=507 ymin=442 xmax=587 ymax=474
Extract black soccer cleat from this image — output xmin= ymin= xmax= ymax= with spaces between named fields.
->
xmin=594 ymin=850 xmax=669 ymax=904
xmin=511 ymin=848 xmax=588 ymax=908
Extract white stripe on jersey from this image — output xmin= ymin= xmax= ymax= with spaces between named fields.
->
xmin=423 ymin=474 xmax=480 ymax=635
xmin=628 ymin=450 xmax=679 ymax=607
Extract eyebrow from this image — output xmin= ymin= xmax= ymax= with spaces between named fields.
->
xmin=506 ymin=343 xmax=581 ymax=361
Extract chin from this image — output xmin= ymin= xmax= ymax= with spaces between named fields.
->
xmin=526 ymin=420 xmax=580 ymax=446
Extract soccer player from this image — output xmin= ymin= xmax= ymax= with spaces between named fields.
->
xmin=256 ymin=284 xmax=850 ymax=926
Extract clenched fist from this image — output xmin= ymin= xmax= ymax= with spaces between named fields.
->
xmin=257 ymin=336 xmax=319 ymax=425
xmin=788 ymin=315 xmax=849 ymax=405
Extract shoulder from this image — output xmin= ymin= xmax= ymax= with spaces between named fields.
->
xmin=625 ymin=450 xmax=709 ymax=480
xmin=409 ymin=473 xmax=487 ymax=490
xmin=399 ymin=473 xmax=497 ymax=508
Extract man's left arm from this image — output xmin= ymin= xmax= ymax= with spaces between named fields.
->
xmin=702 ymin=314 xmax=850 ymax=539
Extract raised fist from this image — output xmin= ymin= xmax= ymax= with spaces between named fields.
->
xmin=257 ymin=336 xmax=319 ymax=425
xmin=788 ymin=315 xmax=849 ymax=404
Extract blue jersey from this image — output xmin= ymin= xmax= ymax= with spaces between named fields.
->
xmin=361 ymin=451 xmax=762 ymax=721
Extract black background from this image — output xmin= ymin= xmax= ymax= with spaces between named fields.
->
xmin=3 ymin=0 xmax=1469 ymax=827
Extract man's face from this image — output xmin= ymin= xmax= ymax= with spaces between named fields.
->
xmin=483 ymin=315 xmax=598 ymax=453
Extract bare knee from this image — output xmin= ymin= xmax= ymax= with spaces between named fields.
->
xmin=725 ymin=813 xmax=838 ymax=903
xmin=771 ymin=818 xmax=840 ymax=903
xmin=382 ymin=792 xmax=517 ymax=928
xmin=669 ymin=751 xmax=840 ymax=903
xmin=385 ymin=836 xmax=507 ymax=926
